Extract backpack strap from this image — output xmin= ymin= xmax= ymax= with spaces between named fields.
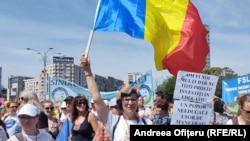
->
xmin=15 ymin=132 xmax=25 ymax=141
xmin=112 ymin=116 xmax=121 ymax=141
xmin=213 ymin=112 xmax=216 ymax=124
xmin=111 ymin=116 xmax=147 ymax=140
xmin=58 ymin=112 xmax=62 ymax=120
xmin=141 ymin=118 xmax=147 ymax=125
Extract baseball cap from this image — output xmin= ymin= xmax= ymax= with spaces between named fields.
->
xmin=64 ymin=96 xmax=74 ymax=102
xmin=18 ymin=104 xmax=40 ymax=117
xmin=61 ymin=102 xmax=67 ymax=108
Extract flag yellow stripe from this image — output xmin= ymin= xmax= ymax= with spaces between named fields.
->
xmin=144 ymin=0 xmax=189 ymax=70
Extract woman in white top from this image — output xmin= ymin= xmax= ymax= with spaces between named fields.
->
xmin=80 ymin=55 xmax=151 ymax=141
xmin=226 ymin=93 xmax=250 ymax=125
xmin=7 ymin=104 xmax=54 ymax=141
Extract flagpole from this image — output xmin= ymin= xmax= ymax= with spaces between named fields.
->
xmin=84 ymin=0 xmax=102 ymax=57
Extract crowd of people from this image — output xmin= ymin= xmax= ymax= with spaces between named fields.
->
xmin=0 ymin=55 xmax=249 ymax=141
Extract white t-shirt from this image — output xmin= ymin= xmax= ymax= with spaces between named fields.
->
xmin=4 ymin=115 xmax=18 ymax=136
xmin=226 ymin=117 xmax=243 ymax=125
xmin=106 ymin=112 xmax=151 ymax=141
xmin=57 ymin=112 xmax=70 ymax=122
xmin=138 ymin=107 xmax=153 ymax=120
xmin=10 ymin=129 xmax=53 ymax=141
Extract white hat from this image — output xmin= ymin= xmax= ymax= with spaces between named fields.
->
xmin=109 ymin=97 xmax=117 ymax=108
xmin=61 ymin=102 xmax=67 ymax=108
xmin=104 ymin=100 xmax=109 ymax=106
xmin=18 ymin=104 xmax=40 ymax=117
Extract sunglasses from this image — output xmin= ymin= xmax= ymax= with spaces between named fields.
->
xmin=18 ymin=115 xmax=37 ymax=119
xmin=9 ymin=106 xmax=18 ymax=109
xmin=45 ymin=107 xmax=54 ymax=110
xmin=66 ymin=102 xmax=72 ymax=105
xmin=76 ymin=102 xmax=86 ymax=106
xmin=61 ymin=108 xmax=67 ymax=110
xmin=123 ymin=98 xmax=137 ymax=103
xmin=110 ymin=106 xmax=118 ymax=109
xmin=19 ymin=97 xmax=25 ymax=101
xmin=241 ymin=108 xmax=250 ymax=113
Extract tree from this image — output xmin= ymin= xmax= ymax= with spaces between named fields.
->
xmin=202 ymin=67 xmax=238 ymax=98
xmin=156 ymin=67 xmax=238 ymax=100
xmin=156 ymin=76 xmax=176 ymax=102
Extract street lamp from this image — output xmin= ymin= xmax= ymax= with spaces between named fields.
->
xmin=26 ymin=47 xmax=56 ymax=101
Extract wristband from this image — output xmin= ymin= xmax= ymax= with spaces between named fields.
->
xmin=85 ymin=73 xmax=93 ymax=77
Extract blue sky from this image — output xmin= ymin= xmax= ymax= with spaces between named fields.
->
xmin=0 ymin=0 xmax=250 ymax=88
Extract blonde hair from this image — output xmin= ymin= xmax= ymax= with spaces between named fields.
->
xmin=19 ymin=90 xmax=43 ymax=111
xmin=236 ymin=93 xmax=250 ymax=115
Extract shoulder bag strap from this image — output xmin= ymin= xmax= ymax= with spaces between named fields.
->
xmin=112 ymin=116 xmax=121 ymax=141
xmin=15 ymin=132 xmax=25 ymax=141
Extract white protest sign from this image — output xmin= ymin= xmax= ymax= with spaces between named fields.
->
xmin=170 ymin=100 xmax=212 ymax=125
xmin=171 ymin=70 xmax=219 ymax=125
xmin=173 ymin=70 xmax=219 ymax=103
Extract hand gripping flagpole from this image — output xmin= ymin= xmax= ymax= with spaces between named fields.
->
xmin=84 ymin=0 xmax=101 ymax=58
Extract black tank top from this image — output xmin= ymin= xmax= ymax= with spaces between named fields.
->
xmin=71 ymin=112 xmax=94 ymax=141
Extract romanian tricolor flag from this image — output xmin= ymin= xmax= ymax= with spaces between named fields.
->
xmin=93 ymin=0 xmax=209 ymax=77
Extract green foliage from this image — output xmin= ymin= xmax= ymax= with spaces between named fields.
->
xmin=156 ymin=76 xmax=176 ymax=101
xmin=156 ymin=67 xmax=238 ymax=100
xmin=0 ymin=94 xmax=7 ymax=99
xmin=202 ymin=67 xmax=238 ymax=98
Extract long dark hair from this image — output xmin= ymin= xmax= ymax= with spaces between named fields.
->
xmin=71 ymin=95 xmax=89 ymax=124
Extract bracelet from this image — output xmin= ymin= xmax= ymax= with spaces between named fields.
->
xmin=85 ymin=73 xmax=93 ymax=77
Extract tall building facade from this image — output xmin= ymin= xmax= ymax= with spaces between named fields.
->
xmin=23 ymin=56 xmax=123 ymax=101
xmin=7 ymin=76 xmax=33 ymax=101
xmin=124 ymin=72 xmax=142 ymax=84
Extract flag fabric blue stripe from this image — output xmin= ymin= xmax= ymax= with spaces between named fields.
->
xmin=55 ymin=118 xmax=70 ymax=141
xmin=94 ymin=0 xmax=146 ymax=39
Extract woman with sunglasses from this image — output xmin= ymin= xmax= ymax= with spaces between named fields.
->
xmin=227 ymin=93 xmax=250 ymax=125
xmin=42 ymin=100 xmax=60 ymax=139
xmin=7 ymin=103 xmax=54 ymax=141
xmin=14 ymin=90 xmax=49 ymax=134
xmin=80 ymin=55 xmax=151 ymax=141
xmin=71 ymin=95 xmax=98 ymax=141
xmin=2 ymin=101 xmax=19 ymax=137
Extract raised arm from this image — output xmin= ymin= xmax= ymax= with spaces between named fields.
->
xmin=80 ymin=55 xmax=109 ymax=124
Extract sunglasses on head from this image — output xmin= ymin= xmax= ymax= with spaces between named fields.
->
xmin=45 ymin=107 xmax=54 ymax=110
xmin=241 ymin=108 xmax=250 ymax=113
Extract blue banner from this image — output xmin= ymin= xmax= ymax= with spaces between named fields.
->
xmin=134 ymin=70 xmax=154 ymax=107
xmin=222 ymin=73 xmax=250 ymax=103
xmin=222 ymin=73 xmax=250 ymax=114
xmin=48 ymin=70 xmax=154 ymax=107
xmin=48 ymin=77 xmax=117 ymax=104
